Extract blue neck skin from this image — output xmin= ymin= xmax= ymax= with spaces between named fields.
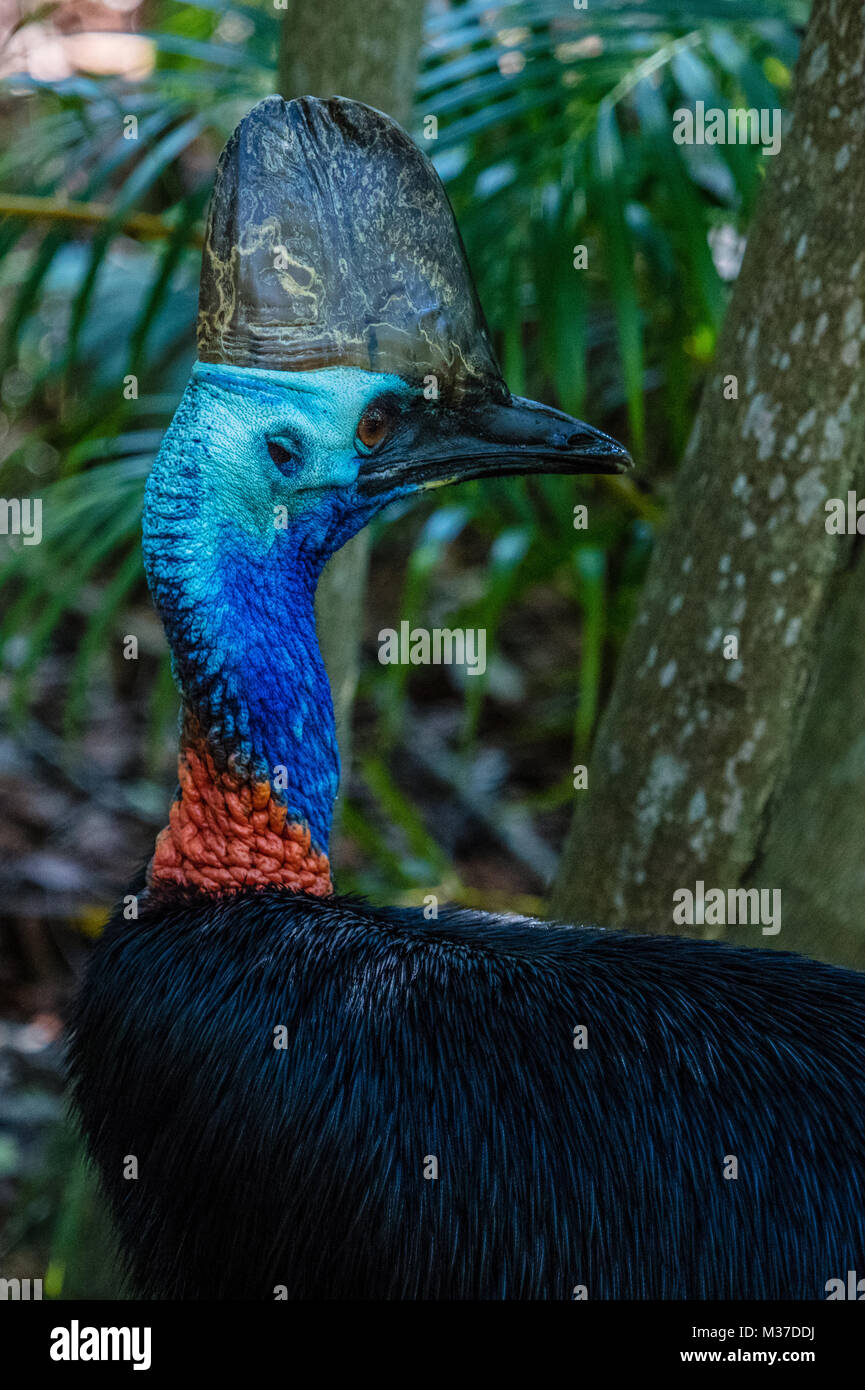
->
xmin=143 ymin=362 xmax=416 ymax=852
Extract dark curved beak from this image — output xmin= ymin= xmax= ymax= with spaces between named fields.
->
xmin=356 ymin=393 xmax=632 ymax=498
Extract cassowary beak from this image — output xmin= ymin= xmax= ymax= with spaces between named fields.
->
xmin=356 ymin=393 xmax=632 ymax=498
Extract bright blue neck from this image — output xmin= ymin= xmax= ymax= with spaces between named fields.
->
xmin=144 ymin=388 xmax=340 ymax=851
xmin=162 ymin=533 xmax=338 ymax=851
xmin=144 ymin=362 xmax=415 ymax=853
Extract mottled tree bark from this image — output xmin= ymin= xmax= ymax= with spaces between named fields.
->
xmin=736 ymin=558 xmax=865 ymax=966
xmin=552 ymin=0 xmax=865 ymax=968
xmin=278 ymin=0 xmax=424 ymax=125
xmin=277 ymin=0 xmax=425 ymax=825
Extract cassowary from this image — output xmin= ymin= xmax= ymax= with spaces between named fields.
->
xmin=70 ymin=95 xmax=865 ymax=1301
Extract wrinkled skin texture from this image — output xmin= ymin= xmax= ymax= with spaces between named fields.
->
xmin=148 ymin=732 xmax=332 ymax=895
xmin=143 ymin=363 xmax=415 ymax=855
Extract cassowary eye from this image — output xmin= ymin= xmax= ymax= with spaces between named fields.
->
xmin=267 ymin=440 xmax=295 ymax=474
xmin=355 ymin=402 xmax=394 ymax=453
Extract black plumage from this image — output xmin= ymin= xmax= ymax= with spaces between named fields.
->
xmin=71 ymin=885 xmax=865 ymax=1300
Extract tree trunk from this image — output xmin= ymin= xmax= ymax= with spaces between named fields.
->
xmin=552 ymin=0 xmax=865 ymax=970
xmin=277 ymin=0 xmax=425 ymax=831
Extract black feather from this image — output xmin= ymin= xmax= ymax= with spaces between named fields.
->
xmin=69 ymin=887 xmax=865 ymax=1300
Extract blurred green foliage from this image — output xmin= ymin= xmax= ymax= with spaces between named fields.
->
xmin=2 ymin=1117 xmax=124 ymax=1299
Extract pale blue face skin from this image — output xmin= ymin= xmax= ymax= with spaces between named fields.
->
xmin=181 ymin=360 xmax=419 ymax=555
xmin=143 ymin=361 xmax=422 ymax=850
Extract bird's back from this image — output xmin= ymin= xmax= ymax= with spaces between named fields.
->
xmin=69 ymin=888 xmax=865 ymax=1300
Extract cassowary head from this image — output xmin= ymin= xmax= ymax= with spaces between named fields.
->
xmin=140 ymin=93 xmax=634 ymax=870
xmin=147 ymin=94 xmax=630 ymax=579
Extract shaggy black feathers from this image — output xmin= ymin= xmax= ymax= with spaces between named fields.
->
xmin=69 ymin=888 xmax=865 ymax=1300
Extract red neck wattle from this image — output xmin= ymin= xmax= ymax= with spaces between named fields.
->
xmin=148 ymin=732 xmax=332 ymax=896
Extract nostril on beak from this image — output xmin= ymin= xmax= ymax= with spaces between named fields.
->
xmin=546 ymin=430 xmax=579 ymax=450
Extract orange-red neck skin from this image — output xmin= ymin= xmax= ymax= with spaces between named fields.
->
xmin=147 ymin=737 xmax=332 ymax=897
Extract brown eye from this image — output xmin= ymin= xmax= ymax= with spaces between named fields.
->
xmin=356 ymin=402 xmax=393 ymax=453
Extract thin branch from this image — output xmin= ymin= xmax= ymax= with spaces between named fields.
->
xmin=0 ymin=193 xmax=204 ymax=245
